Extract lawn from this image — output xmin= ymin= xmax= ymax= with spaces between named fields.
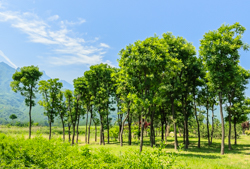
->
xmin=1 ymin=125 xmax=249 ymax=168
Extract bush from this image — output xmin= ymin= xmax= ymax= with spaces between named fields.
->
xmin=245 ymin=130 xmax=250 ymax=136
xmin=0 ymin=133 xmax=180 ymax=168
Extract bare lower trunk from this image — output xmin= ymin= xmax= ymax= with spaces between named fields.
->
xmin=228 ymin=106 xmax=232 ymax=150
xmin=206 ymin=105 xmax=210 ymax=146
xmin=100 ymin=115 xmax=103 ymax=145
xmin=95 ymin=123 xmax=97 ymax=142
xmin=161 ymin=122 xmax=164 ymax=141
xmin=150 ymin=108 xmax=155 ymax=147
xmin=138 ymin=114 xmax=140 ymax=140
xmin=76 ymin=114 xmax=80 ymax=144
xmin=85 ymin=112 xmax=88 ymax=143
xmin=49 ymin=121 xmax=52 ymax=140
xmin=171 ymin=98 xmax=178 ymax=150
xmin=211 ymin=105 xmax=214 ymax=144
xmin=61 ymin=116 xmax=65 ymax=141
xmin=88 ymin=116 xmax=92 ymax=144
xmin=234 ymin=118 xmax=237 ymax=145
xmin=102 ymin=127 xmax=105 ymax=145
xmin=128 ymin=111 xmax=132 ymax=145
xmin=185 ymin=116 xmax=189 ymax=147
xmin=219 ymin=92 xmax=225 ymax=155
xmin=29 ymin=103 xmax=32 ymax=139
xmin=139 ymin=115 xmax=145 ymax=152
xmin=120 ymin=111 xmax=129 ymax=146
xmin=193 ymin=94 xmax=200 ymax=148
xmin=71 ymin=124 xmax=75 ymax=145
xmin=68 ymin=124 xmax=71 ymax=142
xmin=107 ymin=113 xmax=110 ymax=144
xmin=165 ymin=123 xmax=169 ymax=142
xmin=183 ymin=122 xmax=186 ymax=144
xmin=178 ymin=127 xmax=182 ymax=137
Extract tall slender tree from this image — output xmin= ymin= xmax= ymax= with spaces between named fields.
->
xmin=10 ymin=65 xmax=43 ymax=139
xmin=200 ymin=22 xmax=249 ymax=154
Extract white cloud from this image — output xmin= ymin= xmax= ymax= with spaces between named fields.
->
xmin=63 ymin=18 xmax=86 ymax=26
xmin=100 ymin=43 xmax=110 ymax=48
xmin=0 ymin=50 xmax=17 ymax=69
xmin=0 ymin=10 xmax=111 ymax=66
xmin=48 ymin=15 xmax=59 ymax=21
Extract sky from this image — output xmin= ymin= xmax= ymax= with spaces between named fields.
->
xmin=0 ymin=0 xmax=250 ymax=91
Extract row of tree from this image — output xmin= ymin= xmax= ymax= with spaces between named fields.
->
xmin=10 ymin=22 xmax=250 ymax=155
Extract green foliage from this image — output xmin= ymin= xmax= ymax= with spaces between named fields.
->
xmin=0 ymin=133 xmax=179 ymax=168
xmin=245 ymin=130 xmax=250 ymax=136
xmin=9 ymin=114 xmax=17 ymax=120
xmin=110 ymin=126 xmax=119 ymax=140
xmin=10 ymin=65 xmax=43 ymax=108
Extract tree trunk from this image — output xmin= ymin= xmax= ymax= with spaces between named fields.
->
xmin=228 ymin=103 xmax=232 ymax=150
xmin=68 ymin=124 xmax=71 ymax=142
xmin=72 ymin=123 xmax=76 ymax=145
xmin=165 ymin=123 xmax=169 ymax=143
xmin=219 ymin=92 xmax=225 ymax=155
xmin=150 ymin=107 xmax=155 ymax=147
xmin=161 ymin=122 xmax=164 ymax=141
xmin=211 ymin=104 xmax=214 ymax=144
xmin=76 ymin=113 xmax=80 ymax=144
xmin=138 ymin=114 xmax=140 ymax=140
xmin=88 ymin=107 xmax=92 ymax=144
xmin=128 ymin=106 xmax=132 ymax=145
xmin=139 ymin=115 xmax=145 ymax=152
xmin=206 ymin=103 xmax=210 ymax=146
xmin=71 ymin=125 xmax=75 ymax=145
xmin=185 ymin=114 xmax=189 ymax=147
xmin=178 ymin=127 xmax=182 ymax=137
xmin=234 ymin=117 xmax=237 ymax=145
xmin=183 ymin=122 xmax=186 ymax=144
xmin=171 ymin=97 xmax=178 ymax=150
xmin=49 ymin=120 xmax=52 ymax=140
xmin=193 ymin=93 xmax=200 ymax=148
xmin=120 ymin=111 xmax=129 ymax=146
xmin=28 ymin=92 xmax=32 ymax=139
xmin=184 ymin=95 xmax=189 ymax=147
xmin=95 ymin=123 xmax=97 ymax=142
xmin=60 ymin=115 xmax=65 ymax=141
xmin=102 ymin=127 xmax=105 ymax=145
xmin=85 ymin=112 xmax=88 ymax=143
xmin=100 ymin=115 xmax=103 ymax=145
xmin=107 ymin=113 xmax=110 ymax=144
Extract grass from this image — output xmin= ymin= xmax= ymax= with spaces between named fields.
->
xmin=1 ymin=125 xmax=250 ymax=168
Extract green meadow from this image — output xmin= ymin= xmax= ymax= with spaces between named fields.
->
xmin=1 ymin=125 xmax=249 ymax=169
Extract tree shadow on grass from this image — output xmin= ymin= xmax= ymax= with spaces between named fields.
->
xmin=177 ymin=153 xmax=222 ymax=159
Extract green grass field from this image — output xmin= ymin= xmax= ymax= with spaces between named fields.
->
xmin=1 ymin=125 xmax=250 ymax=169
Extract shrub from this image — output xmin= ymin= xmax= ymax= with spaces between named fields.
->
xmin=0 ymin=133 xmax=180 ymax=168
xmin=245 ymin=130 xmax=250 ymax=136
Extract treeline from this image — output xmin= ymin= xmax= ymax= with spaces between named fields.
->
xmin=10 ymin=22 xmax=250 ymax=155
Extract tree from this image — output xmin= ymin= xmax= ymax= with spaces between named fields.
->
xmin=64 ymin=89 xmax=73 ymax=143
xmin=57 ymin=91 xmax=67 ymax=141
xmin=84 ymin=63 xmax=114 ymax=145
xmin=119 ymin=34 xmax=183 ymax=151
xmin=9 ymin=114 xmax=17 ymax=121
xmin=199 ymin=22 xmax=249 ymax=154
xmin=10 ymin=65 xmax=43 ymax=139
xmin=38 ymin=78 xmax=63 ymax=140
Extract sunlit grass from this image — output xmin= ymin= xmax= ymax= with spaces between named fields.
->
xmin=1 ymin=125 xmax=250 ymax=168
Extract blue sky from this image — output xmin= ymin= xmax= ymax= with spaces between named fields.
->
xmin=0 ymin=0 xmax=250 ymax=92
